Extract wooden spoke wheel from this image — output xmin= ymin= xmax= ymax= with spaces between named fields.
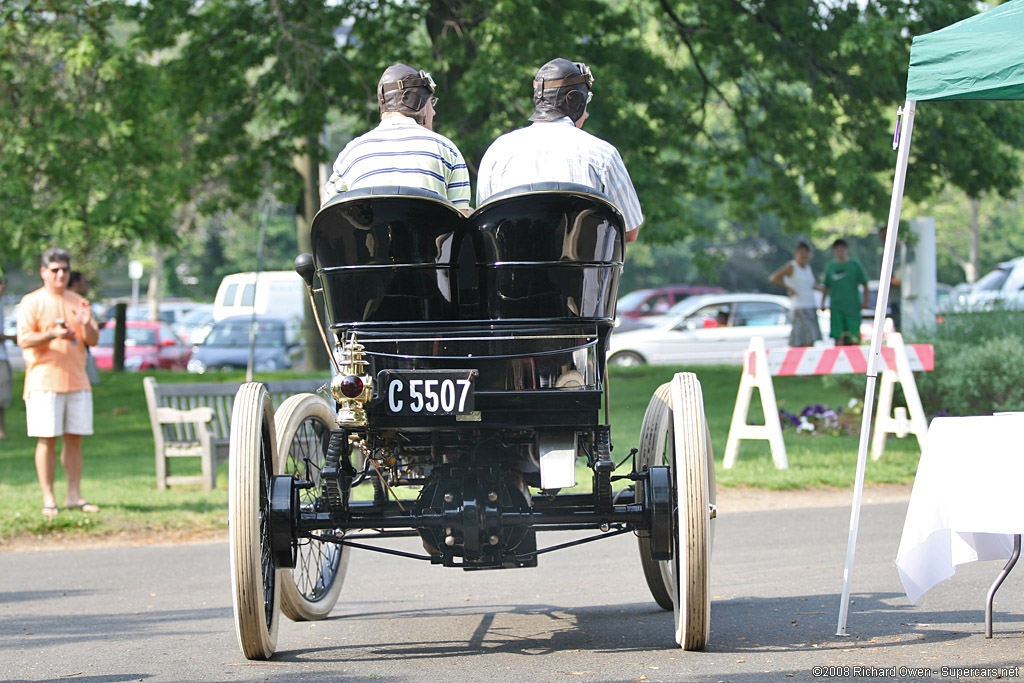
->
xmin=274 ymin=393 xmax=349 ymax=622
xmin=229 ymin=383 xmax=281 ymax=660
xmin=636 ymin=372 xmax=715 ymax=650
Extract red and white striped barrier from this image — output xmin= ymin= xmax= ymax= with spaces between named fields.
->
xmin=724 ymin=332 xmax=934 ymax=469
xmin=764 ymin=343 xmax=934 ymax=376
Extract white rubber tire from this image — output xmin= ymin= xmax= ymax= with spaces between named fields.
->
xmin=229 ymin=382 xmax=281 ymax=660
xmin=274 ymin=393 xmax=349 ymax=622
xmin=635 ymin=374 xmax=714 ymax=650
xmin=670 ymin=372 xmax=712 ymax=651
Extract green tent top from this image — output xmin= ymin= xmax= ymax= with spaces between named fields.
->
xmin=906 ymin=0 xmax=1024 ymax=101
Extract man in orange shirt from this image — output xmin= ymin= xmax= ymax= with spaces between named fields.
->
xmin=17 ymin=247 xmax=100 ymax=518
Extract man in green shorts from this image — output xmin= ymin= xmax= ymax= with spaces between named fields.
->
xmin=821 ymin=239 xmax=868 ymax=346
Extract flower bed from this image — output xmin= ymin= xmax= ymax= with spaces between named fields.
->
xmin=780 ymin=399 xmax=862 ymax=436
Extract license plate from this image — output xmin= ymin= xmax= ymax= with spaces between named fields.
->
xmin=381 ymin=370 xmax=476 ymax=415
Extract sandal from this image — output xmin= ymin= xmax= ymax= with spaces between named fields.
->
xmin=65 ymin=501 xmax=99 ymax=513
xmin=41 ymin=505 xmax=59 ymax=518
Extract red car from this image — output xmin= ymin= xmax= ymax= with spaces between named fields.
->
xmin=91 ymin=320 xmax=192 ymax=371
xmin=615 ymin=284 xmax=726 ymax=333
xmin=617 ymin=284 xmax=726 ymax=320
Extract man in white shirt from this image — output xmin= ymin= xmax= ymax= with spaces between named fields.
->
xmin=476 ymin=58 xmax=643 ymax=242
xmin=323 ymin=64 xmax=471 ymax=215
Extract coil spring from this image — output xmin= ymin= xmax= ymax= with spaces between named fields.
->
xmin=321 ymin=430 xmax=347 ymax=511
xmin=594 ymin=428 xmax=613 ymax=511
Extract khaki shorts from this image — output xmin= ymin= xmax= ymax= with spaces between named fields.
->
xmin=25 ymin=390 xmax=94 ymax=438
xmin=0 ymin=359 xmax=10 ymax=408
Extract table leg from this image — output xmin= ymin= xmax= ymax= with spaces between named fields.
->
xmin=985 ymin=534 xmax=1022 ymax=638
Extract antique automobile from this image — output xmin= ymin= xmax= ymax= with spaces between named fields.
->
xmin=226 ymin=183 xmax=716 ymax=659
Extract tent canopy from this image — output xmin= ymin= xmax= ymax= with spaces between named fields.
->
xmin=906 ymin=0 xmax=1024 ymax=102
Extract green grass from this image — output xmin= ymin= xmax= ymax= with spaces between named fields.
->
xmin=0 ymin=365 xmax=920 ymax=546
xmin=605 ymin=365 xmax=920 ymax=490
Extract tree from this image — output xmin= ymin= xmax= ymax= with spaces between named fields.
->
xmin=126 ymin=0 xmax=1024 ymax=247
xmin=652 ymin=0 xmax=1024 ymax=235
xmin=908 ymin=183 xmax=1024 ymax=285
xmin=0 ymin=2 xmax=183 ymax=266
xmin=9 ymin=0 xmax=1024 ymax=295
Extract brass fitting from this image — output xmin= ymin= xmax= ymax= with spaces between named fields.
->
xmin=332 ymin=334 xmax=373 ymax=426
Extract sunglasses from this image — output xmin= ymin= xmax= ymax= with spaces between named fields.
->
xmin=430 ymin=96 xmax=438 ymax=108
xmin=48 ymin=267 xmax=69 ymax=273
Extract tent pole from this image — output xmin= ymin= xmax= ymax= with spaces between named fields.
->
xmin=836 ymin=100 xmax=918 ymax=636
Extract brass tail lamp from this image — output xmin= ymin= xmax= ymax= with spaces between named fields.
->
xmin=294 ymin=253 xmax=373 ymax=426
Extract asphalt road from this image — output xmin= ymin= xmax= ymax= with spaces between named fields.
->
xmin=2 ymin=499 xmax=1022 ymax=683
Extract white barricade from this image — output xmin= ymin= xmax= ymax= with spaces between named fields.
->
xmin=723 ymin=333 xmax=935 ymax=469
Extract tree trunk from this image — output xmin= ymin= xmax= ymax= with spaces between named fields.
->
xmin=147 ymin=248 xmax=165 ymax=321
xmin=293 ymin=142 xmax=330 ymax=371
xmin=966 ymin=197 xmax=980 ymax=283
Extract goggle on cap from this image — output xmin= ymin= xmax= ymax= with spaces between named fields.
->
xmin=377 ymin=63 xmax=436 ymax=117
xmin=529 ymin=58 xmax=594 ymax=123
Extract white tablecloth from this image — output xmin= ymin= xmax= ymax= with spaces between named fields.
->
xmin=896 ymin=414 xmax=1024 ymax=604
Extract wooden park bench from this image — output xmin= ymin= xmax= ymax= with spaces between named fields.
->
xmin=142 ymin=376 xmax=329 ymax=490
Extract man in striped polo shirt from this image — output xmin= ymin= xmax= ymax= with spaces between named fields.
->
xmin=476 ymin=58 xmax=643 ymax=242
xmin=323 ymin=64 xmax=472 ymax=215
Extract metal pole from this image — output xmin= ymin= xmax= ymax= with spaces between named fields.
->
xmin=113 ymin=302 xmax=127 ymax=372
xmin=836 ymin=100 xmax=917 ymax=636
xmin=247 ymin=188 xmax=272 ymax=383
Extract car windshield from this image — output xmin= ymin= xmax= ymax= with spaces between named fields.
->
xmin=98 ymin=327 xmax=158 ymax=347
xmin=204 ymin=320 xmax=285 ymax=347
xmin=975 ymin=266 xmax=1010 ymax=292
xmin=126 ymin=308 xmax=176 ymax=324
xmin=666 ymin=297 xmax=711 ymax=317
xmin=617 ymin=290 xmax=653 ymax=311
xmin=177 ymin=307 xmax=213 ymax=325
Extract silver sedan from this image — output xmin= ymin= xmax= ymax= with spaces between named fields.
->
xmin=607 ymin=293 xmax=821 ymax=366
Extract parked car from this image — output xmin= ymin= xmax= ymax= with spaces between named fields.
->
xmin=213 ymin=271 xmax=305 ymax=322
xmin=857 ymin=280 xmax=954 ymax=321
xmin=935 ymin=282 xmax=953 ymax=311
xmin=3 ymin=311 xmax=23 ymax=372
xmin=91 ymin=320 xmax=192 ymax=371
xmin=187 ymin=315 xmax=302 ymax=374
xmin=939 ymin=282 xmax=972 ymax=313
xmin=614 ymin=284 xmax=726 ymax=333
xmin=172 ymin=303 xmax=215 ymax=345
xmin=947 ymin=257 xmax=1024 ymax=311
xmin=608 ymin=293 xmax=830 ymax=366
xmin=121 ymin=299 xmax=204 ymax=326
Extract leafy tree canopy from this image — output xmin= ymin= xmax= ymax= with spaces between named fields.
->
xmin=131 ymin=0 xmax=1024 ymax=236
xmin=0 ymin=1 xmax=184 ymax=265
xmin=5 ymin=0 xmax=1024 ymax=274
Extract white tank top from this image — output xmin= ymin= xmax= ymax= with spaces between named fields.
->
xmin=783 ymin=260 xmax=817 ymax=309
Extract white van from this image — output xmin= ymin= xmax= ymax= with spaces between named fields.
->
xmin=212 ymin=271 xmax=306 ymax=322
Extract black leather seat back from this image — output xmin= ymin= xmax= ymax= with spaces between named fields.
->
xmin=472 ymin=183 xmax=625 ymax=322
xmin=311 ymin=187 xmax=465 ymax=324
